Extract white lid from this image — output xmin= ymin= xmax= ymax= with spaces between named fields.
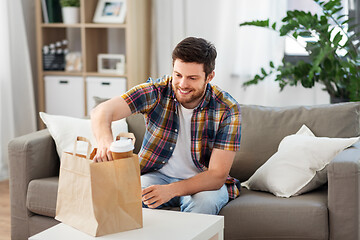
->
xmin=110 ymin=137 xmax=134 ymax=153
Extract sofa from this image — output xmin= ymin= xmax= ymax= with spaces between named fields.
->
xmin=8 ymin=102 xmax=360 ymax=240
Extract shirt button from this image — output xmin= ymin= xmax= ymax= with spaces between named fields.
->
xmin=170 ymin=147 xmax=173 ymax=150
xmin=175 ymin=129 xmax=178 ymax=132
xmin=201 ymin=108 xmax=204 ymax=110
xmin=162 ymin=161 xmax=166 ymax=164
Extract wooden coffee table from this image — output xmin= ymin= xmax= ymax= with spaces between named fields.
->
xmin=29 ymin=208 xmax=224 ymax=240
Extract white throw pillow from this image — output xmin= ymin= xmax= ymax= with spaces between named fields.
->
xmin=39 ymin=112 xmax=128 ymax=158
xmin=242 ymin=124 xmax=359 ymax=198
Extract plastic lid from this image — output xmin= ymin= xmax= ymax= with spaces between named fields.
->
xmin=110 ymin=138 xmax=134 ymax=153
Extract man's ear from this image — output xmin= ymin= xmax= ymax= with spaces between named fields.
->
xmin=206 ymin=71 xmax=215 ymax=83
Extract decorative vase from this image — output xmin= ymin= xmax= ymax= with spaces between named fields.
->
xmin=62 ymin=7 xmax=80 ymax=24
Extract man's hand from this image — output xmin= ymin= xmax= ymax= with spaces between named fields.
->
xmin=142 ymin=185 xmax=175 ymax=208
xmin=93 ymin=137 xmax=113 ymax=162
xmin=91 ymin=96 xmax=132 ymax=163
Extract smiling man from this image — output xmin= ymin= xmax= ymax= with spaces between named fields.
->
xmin=91 ymin=37 xmax=241 ymax=214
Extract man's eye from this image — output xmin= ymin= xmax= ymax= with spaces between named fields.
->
xmin=176 ymin=74 xmax=181 ymax=77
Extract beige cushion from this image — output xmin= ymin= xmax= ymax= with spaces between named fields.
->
xmin=242 ymin=125 xmax=359 ymax=197
xmin=231 ymin=102 xmax=360 ymax=182
xmin=93 ymin=96 xmax=110 ymax=107
xmin=27 ymin=177 xmax=58 ymax=218
xmin=126 ymin=114 xmax=146 ymax=154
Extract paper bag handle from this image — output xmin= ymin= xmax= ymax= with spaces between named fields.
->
xmin=73 ymin=136 xmax=92 ymax=159
xmin=115 ymin=132 xmax=136 ymax=145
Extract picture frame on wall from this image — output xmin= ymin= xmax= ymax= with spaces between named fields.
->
xmin=93 ymin=0 xmax=127 ymax=24
xmin=97 ymin=54 xmax=125 ymax=75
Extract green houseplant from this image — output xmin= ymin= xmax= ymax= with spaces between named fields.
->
xmin=240 ymin=0 xmax=360 ymax=102
xmin=60 ymin=0 xmax=80 ymax=7
xmin=60 ymin=0 xmax=80 ymax=24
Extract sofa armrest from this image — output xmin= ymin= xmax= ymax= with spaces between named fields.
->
xmin=328 ymin=141 xmax=360 ymax=240
xmin=8 ymin=129 xmax=59 ymax=240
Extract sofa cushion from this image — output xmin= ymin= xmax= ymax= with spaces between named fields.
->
xmin=126 ymin=113 xmax=146 ymax=154
xmin=27 ymin=177 xmax=58 ymax=217
xmin=219 ymin=187 xmax=328 ymax=240
xmin=242 ymin=124 xmax=359 ymax=197
xmin=232 ymin=102 xmax=360 ymax=182
xmin=39 ymin=112 xmax=128 ymax=158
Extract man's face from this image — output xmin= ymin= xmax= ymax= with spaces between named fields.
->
xmin=172 ymin=59 xmax=214 ymax=109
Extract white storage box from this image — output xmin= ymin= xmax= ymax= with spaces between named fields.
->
xmin=44 ymin=75 xmax=85 ymax=118
xmin=86 ymin=76 xmax=127 ymax=114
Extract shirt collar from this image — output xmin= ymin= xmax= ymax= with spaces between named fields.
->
xmin=196 ymin=83 xmax=212 ymax=111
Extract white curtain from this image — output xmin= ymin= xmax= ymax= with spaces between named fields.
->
xmin=0 ymin=0 xmax=36 ymax=181
xmin=151 ymin=0 xmax=330 ymax=107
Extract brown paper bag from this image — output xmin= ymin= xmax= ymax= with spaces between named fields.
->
xmin=55 ymin=136 xmax=143 ymax=236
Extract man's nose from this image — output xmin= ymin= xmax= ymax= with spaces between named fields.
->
xmin=179 ymin=78 xmax=189 ymax=88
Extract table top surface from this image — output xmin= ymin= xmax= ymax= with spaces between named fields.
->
xmin=29 ymin=209 xmax=224 ymax=240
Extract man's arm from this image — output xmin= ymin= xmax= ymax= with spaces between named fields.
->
xmin=142 ymin=148 xmax=235 ymax=208
xmin=91 ymin=96 xmax=132 ymax=162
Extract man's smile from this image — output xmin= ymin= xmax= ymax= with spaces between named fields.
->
xmin=178 ymin=88 xmax=192 ymax=95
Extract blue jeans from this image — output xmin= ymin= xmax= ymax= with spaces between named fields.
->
xmin=141 ymin=171 xmax=229 ymax=215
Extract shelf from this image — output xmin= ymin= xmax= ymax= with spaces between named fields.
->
xmin=41 ymin=23 xmax=82 ymax=28
xmin=35 ymin=0 xmax=151 ymax=127
xmin=42 ymin=71 xmax=83 ymax=76
xmin=86 ymin=72 xmax=127 ymax=78
xmin=84 ymin=23 xmax=127 ymax=29
xmin=41 ymin=23 xmax=127 ymax=29
xmin=41 ymin=71 xmax=127 ymax=78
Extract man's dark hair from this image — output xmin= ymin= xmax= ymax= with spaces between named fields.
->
xmin=172 ymin=37 xmax=217 ymax=78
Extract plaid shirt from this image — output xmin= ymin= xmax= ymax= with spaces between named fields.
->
xmin=121 ymin=76 xmax=241 ymax=199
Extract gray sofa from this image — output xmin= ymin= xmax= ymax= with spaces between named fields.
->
xmin=9 ymin=102 xmax=360 ymax=240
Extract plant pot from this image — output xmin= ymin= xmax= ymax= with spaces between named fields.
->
xmin=62 ymin=7 xmax=80 ymax=24
xmin=330 ymin=96 xmax=350 ymax=104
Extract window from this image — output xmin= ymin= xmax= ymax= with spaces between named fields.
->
xmin=284 ymin=0 xmax=350 ymax=63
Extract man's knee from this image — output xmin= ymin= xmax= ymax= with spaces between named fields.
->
xmin=141 ymin=172 xmax=167 ymax=189
xmin=180 ymin=186 xmax=229 ymax=214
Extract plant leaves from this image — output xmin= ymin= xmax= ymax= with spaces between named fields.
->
xmin=261 ymin=68 xmax=267 ymax=76
xmin=271 ymin=22 xmax=277 ymax=30
xmin=332 ymin=32 xmax=343 ymax=47
xmin=239 ymin=19 xmax=270 ymax=28
xmin=323 ymin=1 xmax=338 ymax=11
xmin=239 ymin=0 xmax=360 ymax=101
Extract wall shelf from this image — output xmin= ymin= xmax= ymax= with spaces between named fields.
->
xmin=35 ymin=0 xmax=151 ymax=128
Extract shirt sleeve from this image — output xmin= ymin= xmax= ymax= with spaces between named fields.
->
xmin=213 ymin=105 xmax=241 ymax=152
xmin=121 ymin=79 xmax=159 ymax=115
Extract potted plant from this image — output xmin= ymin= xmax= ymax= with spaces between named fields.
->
xmin=60 ymin=0 xmax=80 ymax=24
xmin=239 ymin=0 xmax=360 ymax=102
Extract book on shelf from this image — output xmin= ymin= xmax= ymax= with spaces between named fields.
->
xmin=45 ymin=0 xmax=63 ymax=23
xmin=41 ymin=0 xmax=49 ymax=23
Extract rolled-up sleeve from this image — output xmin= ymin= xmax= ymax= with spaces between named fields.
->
xmin=121 ymin=81 xmax=159 ymax=115
xmin=214 ymin=105 xmax=241 ymax=152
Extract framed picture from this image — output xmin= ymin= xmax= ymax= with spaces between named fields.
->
xmin=93 ymin=0 xmax=127 ymax=24
xmin=65 ymin=52 xmax=82 ymax=72
xmin=97 ymin=54 xmax=125 ymax=75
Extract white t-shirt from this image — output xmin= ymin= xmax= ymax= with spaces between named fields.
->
xmin=158 ymin=104 xmax=201 ymax=179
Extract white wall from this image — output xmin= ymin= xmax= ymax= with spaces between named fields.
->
xmin=22 ymin=1 xmax=331 ymax=109
xmin=152 ymin=0 xmax=330 ymax=107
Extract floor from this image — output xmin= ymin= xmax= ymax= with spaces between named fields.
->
xmin=0 ymin=180 xmax=10 ymax=240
